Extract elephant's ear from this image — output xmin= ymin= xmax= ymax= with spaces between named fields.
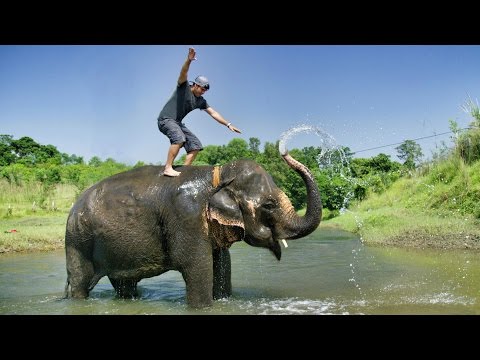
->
xmin=207 ymin=188 xmax=245 ymax=247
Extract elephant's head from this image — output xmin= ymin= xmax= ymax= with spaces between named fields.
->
xmin=207 ymin=151 xmax=322 ymax=260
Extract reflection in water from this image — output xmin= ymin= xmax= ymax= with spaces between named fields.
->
xmin=1 ymin=227 xmax=479 ymax=315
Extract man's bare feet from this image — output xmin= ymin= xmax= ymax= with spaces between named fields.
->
xmin=163 ymin=167 xmax=181 ymax=177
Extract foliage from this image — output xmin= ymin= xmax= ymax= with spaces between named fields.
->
xmin=445 ymin=99 xmax=480 ymax=165
xmin=456 ymin=127 xmax=480 ymax=164
xmin=348 ymin=153 xmax=401 ymax=202
xmin=395 ymin=139 xmax=424 ymax=170
xmin=249 ymin=137 xmax=261 ymax=154
xmin=0 ymin=135 xmax=132 ymax=204
xmin=1 ymin=134 xmax=407 ymax=214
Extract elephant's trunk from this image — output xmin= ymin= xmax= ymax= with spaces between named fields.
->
xmin=277 ymin=152 xmax=322 ymax=240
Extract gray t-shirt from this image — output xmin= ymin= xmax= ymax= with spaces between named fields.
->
xmin=158 ymin=81 xmax=209 ymax=122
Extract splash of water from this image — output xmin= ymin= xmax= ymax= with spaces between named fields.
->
xmin=278 ymin=123 xmax=368 ymax=296
xmin=278 ymin=124 xmax=338 ymax=156
xmin=279 ymin=123 xmax=357 ymax=211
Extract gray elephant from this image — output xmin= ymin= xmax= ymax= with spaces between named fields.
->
xmin=64 ymin=151 xmax=322 ymax=308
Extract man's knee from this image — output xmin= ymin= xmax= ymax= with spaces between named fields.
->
xmin=171 ymin=142 xmax=185 ymax=148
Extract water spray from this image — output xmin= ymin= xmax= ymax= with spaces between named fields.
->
xmin=278 ymin=124 xmax=341 ymax=249
xmin=278 ymin=124 xmax=338 ymax=156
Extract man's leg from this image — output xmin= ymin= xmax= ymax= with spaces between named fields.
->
xmin=181 ymin=124 xmax=202 ymax=167
xmin=158 ymin=119 xmax=186 ymax=177
xmin=164 ymin=143 xmax=183 ymax=177
xmin=184 ymin=150 xmax=199 ymax=165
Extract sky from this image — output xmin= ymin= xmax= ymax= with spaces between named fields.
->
xmin=1 ymin=45 xmax=479 ymax=166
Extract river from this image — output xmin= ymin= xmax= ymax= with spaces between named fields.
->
xmin=1 ymin=227 xmax=479 ymax=315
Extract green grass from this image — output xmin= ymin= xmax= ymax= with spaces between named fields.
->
xmin=324 ymin=169 xmax=480 ymax=250
xmin=0 ymin=181 xmax=77 ymax=218
xmin=0 ymin=180 xmax=75 ymax=253
xmin=0 ymin=213 xmax=68 ymax=253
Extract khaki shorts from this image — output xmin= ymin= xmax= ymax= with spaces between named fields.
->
xmin=158 ymin=119 xmax=203 ymax=153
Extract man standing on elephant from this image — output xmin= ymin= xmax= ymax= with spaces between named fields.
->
xmin=157 ymin=47 xmax=242 ymax=177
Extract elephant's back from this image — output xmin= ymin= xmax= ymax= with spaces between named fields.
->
xmin=66 ymin=166 xmax=161 ymax=233
xmin=66 ymin=164 xmax=214 ymax=242
xmin=85 ymin=164 xmax=214 ymax=191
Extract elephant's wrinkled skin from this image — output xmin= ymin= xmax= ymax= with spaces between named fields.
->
xmin=64 ymin=152 xmax=322 ymax=308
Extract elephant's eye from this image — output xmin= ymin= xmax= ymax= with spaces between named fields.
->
xmin=262 ymin=201 xmax=276 ymax=210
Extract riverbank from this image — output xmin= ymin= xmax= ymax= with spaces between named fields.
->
xmin=0 ymin=214 xmax=67 ymax=253
xmin=322 ymin=203 xmax=480 ymax=251
xmin=2 ymin=206 xmax=480 ymax=254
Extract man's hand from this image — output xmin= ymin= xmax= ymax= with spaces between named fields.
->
xmin=227 ymin=124 xmax=242 ymax=134
xmin=188 ymin=47 xmax=197 ymax=61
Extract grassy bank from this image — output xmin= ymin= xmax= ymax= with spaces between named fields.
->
xmin=323 ymin=175 xmax=480 ymax=250
xmin=0 ymin=214 xmax=68 ymax=253
xmin=0 ymin=180 xmax=75 ymax=253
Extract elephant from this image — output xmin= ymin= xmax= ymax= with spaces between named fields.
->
xmin=63 ymin=151 xmax=322 ymax=308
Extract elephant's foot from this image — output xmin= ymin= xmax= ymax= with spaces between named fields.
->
xmin=65 ymin=278 xmax=91 ymax=299
xmin=71 ymin=292 xmax=89 ymax=299
xmin=69 ymin=287 xmax=90 ymax=299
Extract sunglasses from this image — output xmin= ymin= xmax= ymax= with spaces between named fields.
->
xmin=198 ymin=84 xmax=209 ymax=91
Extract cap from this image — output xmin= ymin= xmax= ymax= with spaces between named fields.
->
xmin=193 ymin=75 xmax=210 ymax=90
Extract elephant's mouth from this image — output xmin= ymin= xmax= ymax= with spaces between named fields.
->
xmin=244 ymin=230 xmax=282 ymax=261
xmin=269 ymin=239 xmax=282 ymax=260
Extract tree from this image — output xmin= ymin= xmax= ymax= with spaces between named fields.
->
xmin=7 ymin=136 xmax=61 ymax=165
xmin=396 ymin=140 xmax=423 ymax=170
xmin=258 ymin=141 xmax=289 ymax=189
xmin=248 ymin=137 xmax=261 ymax=154
xmin=0 ymin=134 xmax=14 ymax=145
xmin=223 ymin=138 xmax=251 ymax=161
xmin=88 ymin=156 xmax=102 ymax=167
xmin=37 ymin=144 xmax=61 ymax=164
xmin=350 ymin=158 xmax=370 ymax=177
xmin=0 ymin=142 xmax=15 ymax=166
xmin=300 ymin=146 xmax=322 ymax=170
xmin=11 ymin=136 xmax=40 ymax=165
xmin=369 ymin=153 xmax=400 ymax=173
xmin=61 ymin=153 xmax=84 ymax=165
xmin=192 ymin=144 xmax=227 ymax=165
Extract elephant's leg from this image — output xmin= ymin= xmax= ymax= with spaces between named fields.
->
xmin=109 ymin=277 xmax=139 ymax=298
xmin=212 ymin=248 xmax=232 ymax=300
xmin=181 ymin=257 xmax=214 ymax=308
xmin=65 ymin=246 xmax=95 ymax=298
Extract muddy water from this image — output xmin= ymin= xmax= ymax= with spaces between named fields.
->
xmin=1 ymin=227 xmax=479 ymax=315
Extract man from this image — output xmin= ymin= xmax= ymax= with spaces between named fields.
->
xmin=157 ymin=47 xmax=241 ymax=177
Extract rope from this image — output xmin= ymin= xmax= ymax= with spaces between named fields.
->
xmin=348 ymin=127 xmax=473 ymax=155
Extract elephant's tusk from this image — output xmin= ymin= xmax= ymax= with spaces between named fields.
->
xmin=281 ymin=239 xmax=288 ymax=248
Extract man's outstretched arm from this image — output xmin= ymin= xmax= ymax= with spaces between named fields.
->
xmin=205 ymin=107 xmax=242 ymax=134
xmin=178 ymin=47 xmax=196 ymax=85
